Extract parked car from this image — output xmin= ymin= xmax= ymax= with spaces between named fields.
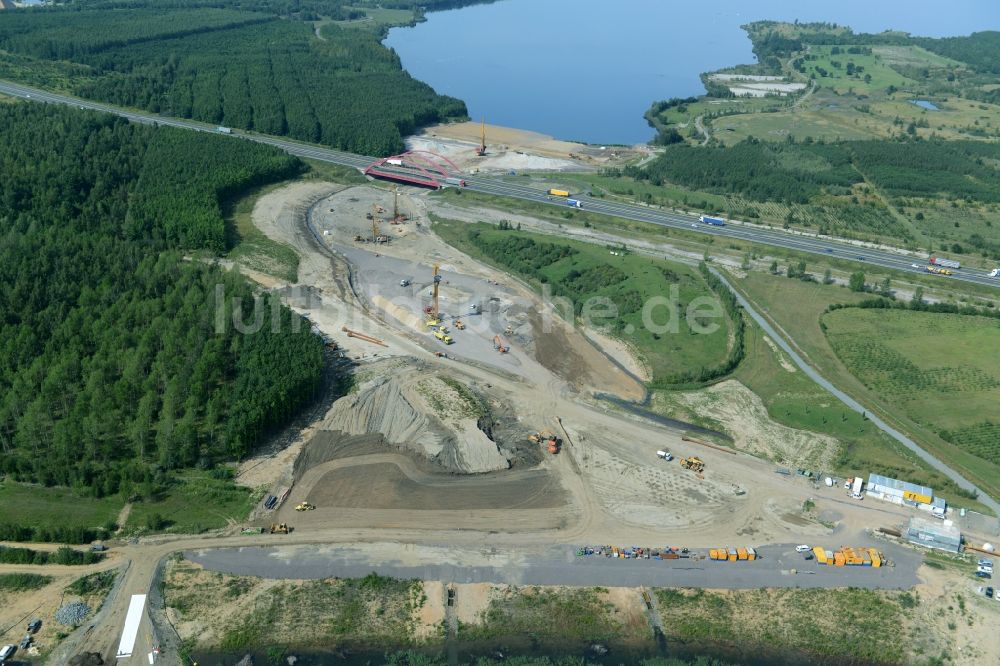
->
xmin=27 ymin=620 xmax=41 ymax=633
xmin=0 ymin=645 xmax=16 ymax=662
xmin=987 ymin=587 xmax=994 ymax=598
xmin=795 ymin=545 xmax=811 ymax=553
xmin=975 ymin=570 xmax=992 ymax=579
xmin=980 ymin=559 xmax=994 ymax=567
xmin=19 ymin=635 xmax=31 ymax=650
xmin=802 ymin=552 xmax=814 ymax=560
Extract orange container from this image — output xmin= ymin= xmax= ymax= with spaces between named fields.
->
xmin=736 ymin=548 xmax=748 ymax=560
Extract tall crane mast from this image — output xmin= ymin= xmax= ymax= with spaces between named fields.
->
xmin=426 ymin=263 xmax=442 ymax=327
xmin=371 ymin=204 xmax=381 ymax=242
xmin=476 ymin=117 xmax=487 ymax=156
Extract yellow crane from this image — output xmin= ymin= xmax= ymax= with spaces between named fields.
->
xmin=426 ymin=263 xmax=442 ymax=327
xmin=476 ymin=117 xmax=487 ymax=156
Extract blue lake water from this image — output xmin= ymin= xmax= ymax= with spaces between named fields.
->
xmin=911 ymin=99 xmax=941 ymax=110
xmin=386 ymin=0 xmax=1000 ymax=144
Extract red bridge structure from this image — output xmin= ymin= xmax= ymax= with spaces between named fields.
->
xmin=364 ymin=150 xmax=461 ymax=189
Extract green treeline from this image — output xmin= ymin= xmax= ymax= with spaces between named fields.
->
xmin=0 ymin=573 xmax=53 ymax=591
xmin=0 ymin=6 xmax=467 ymax=155
xmin=623 ymin=139 xmax=1000 ymax=205
xmin=0 ymin=523 xmax=108 ymax=544
xmin=0 ymin=104 xmax=324 ymax=496
xmin=0 ymin=545 xmax=105 ymax=566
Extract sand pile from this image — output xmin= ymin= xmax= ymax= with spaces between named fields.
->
xmin=321 ymin=375 xmax=510 ymax=473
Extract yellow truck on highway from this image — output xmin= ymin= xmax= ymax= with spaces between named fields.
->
xmin=547 ymin=188 xmax=570 ymax=197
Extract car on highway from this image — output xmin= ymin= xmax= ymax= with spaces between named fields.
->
xmin=857 ymin=256 xmax=865 ymax=261
xmin=825 ymin=248 xmax=833 ymax=253
xmin=795 ymin=545 xmax=811 ymax=553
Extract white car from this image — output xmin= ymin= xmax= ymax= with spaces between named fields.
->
xmin=795 ymin=545 xmax=811 ymax=553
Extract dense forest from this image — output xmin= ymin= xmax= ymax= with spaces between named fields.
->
xmin=0 ymin=5 xmax=468 ymax=155
xmin=0 ymin=104 xmax=324 ymax=497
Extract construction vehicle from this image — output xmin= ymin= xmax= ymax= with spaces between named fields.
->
xmin=426 ymin=263 xmax=443 ymax=327
xmin=354 ymin=234 xmax=365 ymax=242
xmin=699 ymin=215 xmax=726 ymax=226
xmin=548 ymin=188 xmax=570 ymax=197
xmin=476 ymin=118 xmax=487 ymax=156
xmin=566 ymin=199 xmax=583 ymax=209
xmin=434 ymin=329 xmax=454 ymax=344
xmin=294 ymin=502 xmax=315 ymax=511
xmin=269 ymin=523 xmax=290 ymax=534
xmin=680 ymin=457 xmax=705 ymax=473
xmin=445 ymin=177 xmax=467 ymax=187
xmin=926 ymin=265 xmax=952 ymax=276
xmin=493 ymin=335 xmax=509 ymax=353
xmin=453 ymin=319 xmax=466 ymax=330
xmin=990 ymin=268 xmax=1000 ymax=278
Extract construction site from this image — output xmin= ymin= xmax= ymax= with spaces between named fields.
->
xmin=12 ymin=169 xmax=1000 ymax=666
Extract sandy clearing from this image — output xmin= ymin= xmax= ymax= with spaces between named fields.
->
xmin=657 ymin=380 xmax=839 ymax=470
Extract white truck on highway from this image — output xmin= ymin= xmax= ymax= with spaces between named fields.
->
xmin=990 ymin=268 xmax=1000 ymax=278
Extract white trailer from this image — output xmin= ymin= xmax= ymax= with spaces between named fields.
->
xmin=851 ymin=476 xmax=864 ymax=496
xmin=116 ymin=594 xmax=147 ymax=659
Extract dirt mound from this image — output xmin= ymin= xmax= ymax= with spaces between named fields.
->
xmin=319 ymin=371 xmax=510 ymax=473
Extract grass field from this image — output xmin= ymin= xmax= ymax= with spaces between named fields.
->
xmin=224 ymin=182 xmax=300 ymax=283
xmin=730 ymin=271 xmax=995 ymax=511
xmin=126 ymin=471 xmax=258 ymax=534
xmin=823 ymin=308 xmax=1000 ymax=467
xmin=655 ymin=587 xmax=906 ymax=664
xmin=0 ymin=483 xmax=122 ymax=535
xmin=460 ymin=587 xmax=646 ymax=644
xmin=432 ymin=217 xmax=732 ymax=384
xmin=166 ymin=563 xmax=424 ymax=651
xmin=0 ymin=573 xmax=53 ymax=591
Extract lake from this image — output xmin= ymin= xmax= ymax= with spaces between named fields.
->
xmin=385 ymin=0 xmax=1000 ymax=144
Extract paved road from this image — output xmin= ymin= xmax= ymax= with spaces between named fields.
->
xmin=2 ymin=79 xmax=998 ymax=292
xmin=710 ymin=267 xmax=1000 ymax=517
xmin=185 ymin=542 xmax=920 ymax=590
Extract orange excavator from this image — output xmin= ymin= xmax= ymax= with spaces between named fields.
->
xmin=529 ymin=430 xmax=561 ymax=454
xmin=493 ymin=335 xmax=508 ymax=353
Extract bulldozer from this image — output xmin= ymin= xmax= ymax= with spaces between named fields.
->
xmin=269 ymin=523 xmax=291 ymax=534
xmin=453 ymin=319 xmax=466 ymax=330
xmin=680 ymin=457 xmax=705 ymax=473
xmin=294 ymin=502 xmax=315 ymax=511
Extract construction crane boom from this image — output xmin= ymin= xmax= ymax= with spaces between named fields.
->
xmin=426 ymin=263 xmax=442 ymax=327
xmin=476 ymin=118 xmax=487 ymax=156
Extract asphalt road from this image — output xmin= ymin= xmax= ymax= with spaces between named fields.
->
xmin=710 ymin=268 xmax=1000 ymax=517
xmin=185 ymin=542 xmax=920 ymax=590
xmin=2 ymin=79 xmax=998 ymax=292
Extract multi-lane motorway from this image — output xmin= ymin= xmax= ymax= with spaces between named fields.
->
xmin=1 ymin=79 xmax=997 ymax=291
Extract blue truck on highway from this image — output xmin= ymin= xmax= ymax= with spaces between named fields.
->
xmin=699 ymin=215 xmax=725 ymax=226
xmin=566 ymin=199 xmax=582 ymax=209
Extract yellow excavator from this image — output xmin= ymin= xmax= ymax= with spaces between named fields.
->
xmin=294 ymin=502 xmax=315 ymax=511
xmin=680 ymin=457 xmax=705 ymax=473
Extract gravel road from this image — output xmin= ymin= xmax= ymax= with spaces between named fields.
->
xmin=186 ymin=541 xmax=920 ymax=591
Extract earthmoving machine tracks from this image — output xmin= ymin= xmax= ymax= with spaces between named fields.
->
xmin=680 ymin=457 xmax=705 ymax=473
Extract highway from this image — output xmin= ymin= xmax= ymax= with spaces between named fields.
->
xmin=1 ymin=78 xmax=998 ymax=291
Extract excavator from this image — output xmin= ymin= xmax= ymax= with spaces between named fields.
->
xmin=529 ymin=430 xmax=561 ymax=454
xmin=269 ymin=523 xmax=291 ymax=534
xmin=493 ymin=335 xmax=509 ymax=353
xmin=294 ymin=502 xmax=315 ymax=511
xmin=680 ymin=457 xmax=705 ymax=473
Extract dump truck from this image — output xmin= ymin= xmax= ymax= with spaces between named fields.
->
xmin=434 ymin=329 xmax=454 ymax=344
xmin=548 ymin=188 xmax=570 ymax=197
xmin=680 ymin=457 xmax=705 ymax=473
xmin=929 ymin=255 xmax=961 ymax=269
xmin=269 ymin=523 xmax=290 ymax=534
xmin=699 ymin=215 xmax=725 ymax=226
